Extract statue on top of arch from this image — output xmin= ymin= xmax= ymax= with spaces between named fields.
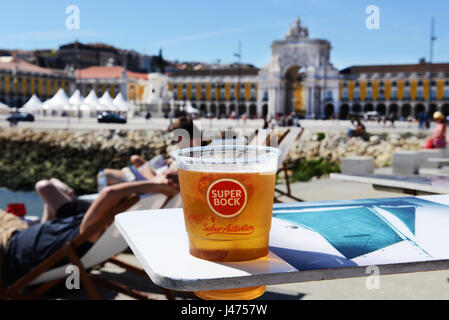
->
xmin=285 ymin=17 xmax=309 ymax=40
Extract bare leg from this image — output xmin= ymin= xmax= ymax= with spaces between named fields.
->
xmin=80 ymin=181 xmax=178 ymax=243
xmin=49 ymin=178 xmax=75 ymax=198
xmin=102 ymin=169 xmax=125 ymax=186
xmin=130 ymin=155 xmax=147 ymax=168
xmin=35 ymin=180 xmax=72 ymax=222
xmin=138 ymin=165 xmax=155 ymax=180
xmin=130 ymin=155 xmax=155 ymax=180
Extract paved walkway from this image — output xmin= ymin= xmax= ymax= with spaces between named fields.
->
xmin=0 ymin=115 xmax=431 ymax=135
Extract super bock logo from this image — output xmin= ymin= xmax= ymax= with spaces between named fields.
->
xmin=206 ymin=179 xmax=248 ymax=218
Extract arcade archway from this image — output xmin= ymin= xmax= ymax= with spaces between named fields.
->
xmin=218 ymin=104 xmax=226 ymax=118
xmin=284 ymin=65 xmax=303 ymax=116
xmin=376 ymin=104 xmax=386 ymax=116
xmin=249 ymin=104 xmax=257 ymax=118
xmin=389 ymin=104 xmax=399 ymax=117
xmin=238 ymin=104 xmax=247 ymax=116
xmin=324 ymin=104 xmax=334 ymax=119
xmin=340 ymin=104 xmax=349 ymax=119
xmin=415 ymin=104 xmax=425 ymax=118
xmin=352 ymin=104 xmax=362 ymax=113
xmin=401 ymin=104 xmax=412 ymax=118
xmin=442 ymin=104 xmax=449 ymax=117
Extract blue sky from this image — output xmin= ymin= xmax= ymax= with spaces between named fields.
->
xmin=0 ymin=0 xmax=448 ymax=70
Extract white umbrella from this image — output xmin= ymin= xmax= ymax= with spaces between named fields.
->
xmin=22 ymin=95 xmax=42 ymax=113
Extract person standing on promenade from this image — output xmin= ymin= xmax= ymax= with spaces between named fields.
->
xmin=423 ymin=111 xmax=447 ymax=149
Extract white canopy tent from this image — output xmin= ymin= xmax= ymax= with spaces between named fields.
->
xmin=99 ymin=91 xmax=117 ymax=112
xmin=79 ymin=103 xmax=93 ymax=117
xmin=22 ymin=95 xmax=43 ymax=114
xmin=80 ymin=90 xmax=101 ymax=117
xmin=67 ymin=89 xmax=84 ymax=117
xmin=0 ymin=101 xmax=10 ymax=114
xmin=114 ymin=92 xmax=136 ymax=118
xmin=69 ymin=89 xmax=84 ymax=107
xmin=43 ymin=89 xmax=70 ymax=116
xmin=113 ymin=93 xmax=130 ymax=112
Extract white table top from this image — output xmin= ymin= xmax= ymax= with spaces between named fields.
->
xmin=330 ymin=173 xmax=449 ymax=195
xmin=115 ymin=195 xmax=449 ymax=292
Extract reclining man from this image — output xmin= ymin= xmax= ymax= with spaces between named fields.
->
xmin=0 ymin=176 xmax=178 ymax=287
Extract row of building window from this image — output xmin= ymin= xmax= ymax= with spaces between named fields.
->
xmin=173 ymin=91 xmax=257 ymax=101
xmin=171 ymin=83 xmax=257 ymax=101
xmin=80 ymin=84 xmax=121 ymax=97
xmin=0 ymin=75 xmax=72 ymax=96
xmin=343 ymin=80 xmax=449 ymax=88
xmin=172 ymin=83 xmax=256 ymax=90
xmin=342 ymin=87 xmax=449 ymax=101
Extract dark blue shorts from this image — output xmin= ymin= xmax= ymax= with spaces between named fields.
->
xmin=2 ymin=199 xmax=93 ymax=286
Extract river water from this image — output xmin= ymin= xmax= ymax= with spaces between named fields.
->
xmin=0 ymin=188 xmax=44 ymax=219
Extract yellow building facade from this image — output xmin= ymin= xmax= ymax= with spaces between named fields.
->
xmin=0 ymin=57 xmax=75 ymax=108
xmin=338 ymin=63 xmax=449 ymax=119
xmin=167 ymin=68 xmax=261 ymax=118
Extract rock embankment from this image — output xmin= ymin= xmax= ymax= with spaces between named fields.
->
xmin=0 ymin=128 xmax=168 ymax=194
xmin=0 ymin=128 xmax=429 ymax=195
xmin=287 ymin=131 xmax=427 ymax=168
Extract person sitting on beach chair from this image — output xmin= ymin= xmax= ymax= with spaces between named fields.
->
xmin=0 ymin=178 xmax=178 ymax=287
xmin=101 ymin=116 xmax=200 ymax=186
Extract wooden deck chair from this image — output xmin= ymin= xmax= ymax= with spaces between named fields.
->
xmin=0 ymin=193 xmax=179 ymax=300
xmin=244 ymin=129 xmax=258 ymax=145
xmin=274 ymin=127 xmax=305 ymax=203
xmin=248 ymin=128 xmax=271 ymax=146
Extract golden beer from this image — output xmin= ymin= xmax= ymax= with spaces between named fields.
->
xmin=178 ymin=169 xmax=276 ymax=262
xmin=172 ymin=145 xmax=280 ymax=300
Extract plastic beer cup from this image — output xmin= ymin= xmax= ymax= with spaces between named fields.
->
xmin=171 ymin=145 xmax=280 ymax=300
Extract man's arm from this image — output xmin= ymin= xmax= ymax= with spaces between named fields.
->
xmin=80 ymin=181 xmax=178 ymax=243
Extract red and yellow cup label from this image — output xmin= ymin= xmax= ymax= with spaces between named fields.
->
xmin=206 ymin=179 xmax=248 ymax=218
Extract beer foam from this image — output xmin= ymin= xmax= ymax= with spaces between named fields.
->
xmin=171 ymin=145 xmax=280 ymax=173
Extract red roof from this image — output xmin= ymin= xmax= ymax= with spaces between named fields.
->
xmin=168 ymin=68 xmax=260 ymax=77
xmin=0 ymin=57 xmax=54 ymax=75
xmin=76 ymin=66 xmax=148 ymax=80
xmin=340 ymin=63 xmax=449 ymax=75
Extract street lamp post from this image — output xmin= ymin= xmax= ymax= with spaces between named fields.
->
xmin=428 ymin=18 xmax=436 ymax=118
xmin=234 ymin=41 xmax=242 ymax=120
